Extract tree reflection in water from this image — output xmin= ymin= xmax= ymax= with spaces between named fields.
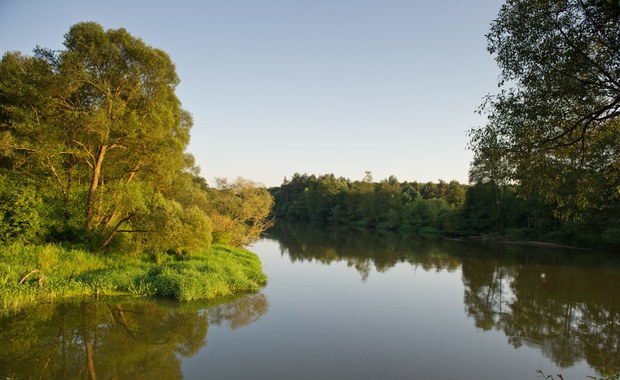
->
xmin=463 ymin=257 xmax=620 ymax=371
xmin=269 ymin=223 xmax=620 ymax=373
xmin=0 ymin=293 xmax=268 ymax=379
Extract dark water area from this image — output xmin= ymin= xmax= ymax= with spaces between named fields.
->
xmin=0 ymin=294 xmax=268 ymax=379
xmin=1 ymin=223 xmax=619 ymax=379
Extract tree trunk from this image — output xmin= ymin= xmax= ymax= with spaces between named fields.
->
xmin=98 ymin=216 xmax=132 ymax=252
xmin=86 ymin=145 xmax=107 ymax=240
xmin=103 ymin=163 xmax=139 ymax=230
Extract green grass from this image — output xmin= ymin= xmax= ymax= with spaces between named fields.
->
xmin=0 ymin=243 xmax=267 ymax=315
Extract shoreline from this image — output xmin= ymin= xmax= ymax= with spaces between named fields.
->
xmin=497 ymin=239 xmax=589 ymax=250
xmin=0 ymin=244 xmax=267 ymax=316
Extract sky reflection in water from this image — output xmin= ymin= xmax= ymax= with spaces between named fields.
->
xmin=1 ymin=224 xmax=618 ymax=379
xmin=186 ymin=224 xmax=619 ymax=379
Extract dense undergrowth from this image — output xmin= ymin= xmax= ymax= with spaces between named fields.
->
xmin=0 ymin=243 xmax=266 ymax=315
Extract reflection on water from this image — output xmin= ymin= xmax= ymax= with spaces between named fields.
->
xmin=269 ymin=223 xmax=620 ymax=373
xmin=270 ymin=222 xmax=463 ymax=280
xmin=1 ymin=224 xmax=618 ymax=379
xmin=0 ymin=293 xmax=268 ymax=379
xmin=462 ymin=257 xmax=620 ymax=370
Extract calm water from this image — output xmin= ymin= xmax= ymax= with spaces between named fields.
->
xmin=1 ymin=224 xmax=619 ymax=379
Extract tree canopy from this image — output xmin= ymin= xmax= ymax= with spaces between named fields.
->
xmin=469 ymin=0 xmax=620 ymax=219
xmin=270 ymin=173 xmax=467 ymax=235
xmin=0 ymin=22 xmax=273 ymax=253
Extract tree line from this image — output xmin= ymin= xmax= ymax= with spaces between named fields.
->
xmin=269 ymin=172 xmax=617 ymax=247
xmin=0 ymin=22 xmax=273 ymax=254
xmin=270 ymin=174 xmax=465 ymax=235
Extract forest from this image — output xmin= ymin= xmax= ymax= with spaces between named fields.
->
xmin=269 ymin=172 xmax=617 ymax=248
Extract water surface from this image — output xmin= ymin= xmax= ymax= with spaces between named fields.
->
xmin=1 ymin=224 xmax=619 ymax=379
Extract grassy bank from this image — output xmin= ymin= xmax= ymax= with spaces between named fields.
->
xmin=0 ymin=243 xmax=267 ymax=315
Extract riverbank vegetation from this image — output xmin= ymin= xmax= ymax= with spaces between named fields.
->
xmin=0 ymin=243 xmax=266 ymax=315
xmin=0 ymin=22 xmax=272 ymax=312
xmin=270 ymin=173 xmax=466 ymax=235
xmin=269 ymin=171 xmax=617 ymax=248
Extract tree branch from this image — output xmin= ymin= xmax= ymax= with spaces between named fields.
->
xmin=46 ymin=156 xmax=67 ymax=197
xmin=18 ymin=269 xmax=40 ymax=285
xmin=98 ymin=214 xmax=132 ymax=251
xmin=535 ymin=96 xmax=620 ymax=149
xmin=72 ymin=139 xmax=95 ymax=163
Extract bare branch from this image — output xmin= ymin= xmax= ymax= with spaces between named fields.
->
xmin=46 ymin=156 xmax=67 ymax=197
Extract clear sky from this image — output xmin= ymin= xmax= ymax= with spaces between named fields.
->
xmin=0 ymin=0 xmax=503 ymax=187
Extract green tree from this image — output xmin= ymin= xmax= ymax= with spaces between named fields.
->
xmin=0 ymin=174 xmax=45 ymax=243
xmin=207 ymin=178 xmax=274 ymax=246
xmin=470 ymin=0 xmax=620 ymax=219
xmin=271 ymin=173 xmax=468 ymax=235
xmin=468 ymin=127 xmax=514 ymax=231
xmin=58 ymin=23 xmax=190 ymax=241
xmin=0 ymin=22 xmax=211 ymax=253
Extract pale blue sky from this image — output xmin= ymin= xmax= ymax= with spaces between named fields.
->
xmin=0 ymin=0 xmax=503 ymax=187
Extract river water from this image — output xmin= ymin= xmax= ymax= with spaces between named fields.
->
xmin=1 ymin=224 xmax=619 ymax=379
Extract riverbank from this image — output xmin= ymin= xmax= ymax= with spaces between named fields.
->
xmin=0 ymin=243 xmax=267 ymax=316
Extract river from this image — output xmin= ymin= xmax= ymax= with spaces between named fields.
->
xmin=1 ymin=223 xmax=619 ymax=379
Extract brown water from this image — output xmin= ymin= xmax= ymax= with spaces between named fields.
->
xmin=1 ymin=224 xmax=619 ymax=379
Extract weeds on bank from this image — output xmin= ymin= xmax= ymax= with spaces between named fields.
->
xmin=537 ymin=368 xmax=620 ymax=380
xmin=0 ymin=243 xmax=266 ymax=315
xmin=536 ymin=349 xmax=620 ymax=380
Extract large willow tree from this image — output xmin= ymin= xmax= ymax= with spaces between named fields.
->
xmin=0 ymin=22 xmax=211 ymax=252
xmin=470 ymin=0 xmax=620 ymax=220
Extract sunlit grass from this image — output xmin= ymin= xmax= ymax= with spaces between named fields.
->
xmin=0 ymin=243 xmax=266 ymax=315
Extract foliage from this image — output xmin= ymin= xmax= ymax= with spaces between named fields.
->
xmin=270 ymin=171 xmax=619 ymax=247
xmin=0 ymin=173 xmax=46 ymax=244
xmin=537 ymin=369 xmax=620 ymax=380
xmin=0 ymin=22 xmax=204 ymax=252
xmin=469 ymin=0 xmax=620 ymax=221
xmin=270 ymin=173 xmax=466 ymax=236
xmin=0 ymin=22 xmax=273 ymax=252
xmin=205 ymin=178 xmax=274 ymax=246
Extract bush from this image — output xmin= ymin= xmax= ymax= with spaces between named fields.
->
xmin=0 ymin=175 xmax=47 ymax=244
